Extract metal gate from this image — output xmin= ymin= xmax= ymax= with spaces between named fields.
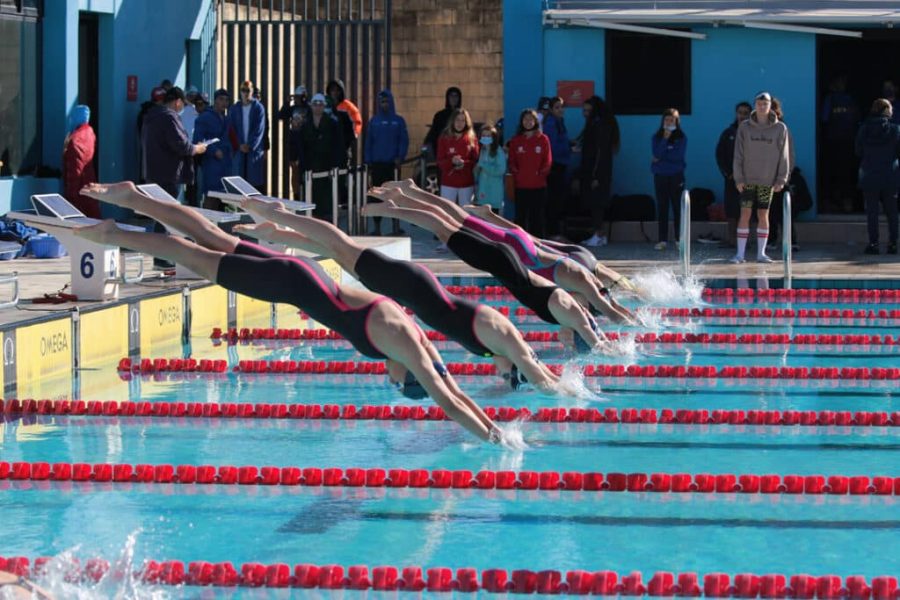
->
xmin=217 ymin=0 xmax=391 ymax=198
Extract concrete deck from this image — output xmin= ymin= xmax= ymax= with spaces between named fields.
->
xmin=1 ymin=224 xmax=898 ymax=327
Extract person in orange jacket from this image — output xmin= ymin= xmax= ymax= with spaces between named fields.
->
xmin=508 ymin=109 xmax=552 ymax=237
xmin=327 ymin=79 xmax=362 ymax=138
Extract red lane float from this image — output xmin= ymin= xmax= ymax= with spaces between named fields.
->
xmin=211 ymin=327 xmax=900 ymax=348
xmin=116 ymin=357 xmax=900 ymax=382
xmin=3 ymin=399 xmax=897 ymax=429
xmin=1 ymin=557 xmax=897 ymax=596
xmin=657 ymin=306 xmax=900 ymax=324
xmin=1 ymin=461 xmax=896 ymax=495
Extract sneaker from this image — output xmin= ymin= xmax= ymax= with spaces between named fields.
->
xmin=435 ymin=243 xmax=449 ymax=253
xmin=729 ymin=255 xmax=745 ymax=264
xmin=888 ymin=243 xmax=897 ymax=255
xmin=757 ymin=254 xmax=775 ymax=263
xmin=864 ymin=243 xmax=880 ymax=255
xmin=654 ymin=241 xmax=667 ymax=251
xmin=584 ymin=234 xmax=603 ymax=247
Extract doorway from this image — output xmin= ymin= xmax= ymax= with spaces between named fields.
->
xmin=817 ymin=30 xmax=900 ymax=214
xmin=78 ymin=13 xmax=99 ymax=168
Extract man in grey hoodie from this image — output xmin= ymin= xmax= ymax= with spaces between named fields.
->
xmin=731 ymin=91 xmax=790 ymax=263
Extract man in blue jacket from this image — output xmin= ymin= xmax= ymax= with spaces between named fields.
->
xmin=193 ymin=88 xmax=233 ymax=207
xmin=364 ymin=89 xmax=409 ymax=235
xmin=142 ymin=86 xmax=208 ymax=199
xmin=228 ymin=80 xmax=267 ymax=193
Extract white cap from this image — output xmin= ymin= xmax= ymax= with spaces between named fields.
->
xmin=310 ymin=93 xmax=327 ymax=105
xmin=294 ymin=85 xmax=307 ymax=95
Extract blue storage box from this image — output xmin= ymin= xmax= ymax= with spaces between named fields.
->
xmin=28 ymin=234 xmax=68 ymax=259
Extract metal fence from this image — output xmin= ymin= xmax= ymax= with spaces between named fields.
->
xmin=217 ymin=0 xmax=392 ymax=199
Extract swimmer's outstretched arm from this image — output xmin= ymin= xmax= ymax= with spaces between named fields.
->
xmin=381 ymin=179 xmax=470 ymax=224
xmin=233 ymin=222 xmax=333 ymax=259
xmin=363 ymin=197 xmax=459 ymax=241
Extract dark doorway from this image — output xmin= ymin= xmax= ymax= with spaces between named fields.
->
xmin=817 ymin=31 xmax=900 ymax=214
xmin=78 ymin=13 xmax=99 ymax=167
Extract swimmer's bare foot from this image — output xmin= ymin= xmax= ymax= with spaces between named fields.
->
xmin=240 ymin=196 xmax=285 ymax=219
xmin=464 ymin=203 xmax=492 ymax=217
xmin=382 ymin=178 xmax=417 ymax=193
xmin=233 ymin=221 xmax=283 ymax=241
xmin=362 ymin=198 xmax=397 ymax=217
xmin=80 ymin=181 xmax=142 ymax=209
xmin=74 ymin=219 xmax=120 ymax=245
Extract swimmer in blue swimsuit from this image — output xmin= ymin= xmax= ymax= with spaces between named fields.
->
xmin=233 ymin=198 xmax=570 ymax=392
xmin=76 ymin=181 xmax=505 ymax=444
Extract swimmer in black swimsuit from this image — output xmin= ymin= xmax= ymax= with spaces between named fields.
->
xmin=232 ymin=198 xmax=569 ymax=392
xmin=0 ymin=571 xmax=53 ymax=599
xmin=76 ymin=181 xmax=505 ymax=444
xmin=362 ymin=189 xmax=607 ymax=352
xmin=373 ymin=180 xmax=635 ymax=324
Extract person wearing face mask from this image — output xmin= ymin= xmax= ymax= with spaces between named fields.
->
xmin=650 ymin=108 xmax=687 ymax=251
xmin=474 ymin=124 xmax=506 ymax=213
xmin=508 ymin=109 xmax=552 ymax=237
xmin=227 ymin=80 xmax=268 ymax=193
xmin=543 ymin=97 xmax=571 ymax=237
xmin=141 ymin=86 xmax=208 ymax=200
xmin=364 ymin=89 xmax=410 ymax=235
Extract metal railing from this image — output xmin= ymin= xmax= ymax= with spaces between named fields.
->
xmin=680 ymin=189 xmax=691 ymax=278
xmin=120 ymin=254 xmax=145 ymax=285
xmin=782 ymin=190 xmax=793 ymax=289
xmin=0 ymin=272 xmax=19 ymax=310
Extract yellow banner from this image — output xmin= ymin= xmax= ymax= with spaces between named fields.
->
xmin=236 ymin=294 xmax=271 ymax=329
xmin=15 ymin=318 xmax=73 ymax=392
xmin=79 ymin=361 xmax=129 ymax=401
xmin=140 ymin=294 xmax=183 ymax=355
xmin=80 ymin=305 xmax=128 ymax=368
xmin=190 ymin=285 xmax=228 ymax=338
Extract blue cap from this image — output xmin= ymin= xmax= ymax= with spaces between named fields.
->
xmin=398 ymin=361 xmax=448 ymax=400
xmin=503 ymin=365 xmax=528 ymax=390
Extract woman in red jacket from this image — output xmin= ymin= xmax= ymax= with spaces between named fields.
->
xmin=508 ymin=109 xmax=552 ymax=237
xmin=437 ymin=109 xmax=479 ymax=205
xmin=62 ymin=105 xmax=101 ymax=218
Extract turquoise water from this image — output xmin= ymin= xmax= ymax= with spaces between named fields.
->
xmin=0 ymin=283 xmax=898 ymax=597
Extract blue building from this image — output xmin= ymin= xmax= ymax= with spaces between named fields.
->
xmin=0 ymin=0 xmax=216 ymax=214
xmin=504 ymin=1 xmax=900 ymax=218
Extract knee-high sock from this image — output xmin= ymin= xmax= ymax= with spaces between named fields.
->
xmin=736 ymin=228 xmax=750 ymax=259
xmin=756 ymin=228 xmax=769 ymax=257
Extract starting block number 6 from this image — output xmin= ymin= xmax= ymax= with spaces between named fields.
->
xmin=80 ymin=253 xmax=95 ymax=278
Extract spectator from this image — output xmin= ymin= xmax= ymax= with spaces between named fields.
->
xmin=543 ymin=97 xmax=571 ymax=237
xmin=882 ymin=80 xmax=900 ymax=125
xmin=159 ymin=79 xmax=173 ymax=91
xmin=821 ymin=75 xmax=860 ymax=213
xmin=437 ymin=108 xmax=479 ymax=206
xmin=424 ymin=86 xmax=462 ymax=159
xmin=536 ymin=96 xmax=551 ymax=128
xmin=300 ymin=93 xmax=344 ymax=222
xmin=142 ymin=86 xmax=207 ymax=199
xmin=228 ymin=80 xmax=267 ymax=193
xmin=651 ymin=108 xmax=687 ymax=250
xmin=136 ymin=86 xmax=167 ymax=181
xmin=62 ymin=104 xmax=100 ymax=218
xmin=278 ymin=86 xmax=310 ymax=199
xmin=474 ymin=123 xmax=506 ymax=213
xmin=182 ymin=86 xmax=201 ymax=207
xmin=715 ymin=101 xmax=752 ymax=246
xmin=508 ymin=108 xmax=552 ymax=237
xmin=731 ymin=91 xmax=790 ymax=264
xmin=193 ymin=88 xmax=232 ymax=206
xmin=364 ymin=89 xmax=410 ymax=235
xmin=579 ymin=96 xmax=620 ymax=247
xmin=278 ymin=85 xmax=311 ymax=124
xmin=194 ymin=92 xmax=209 ymax=114
xmin=327 ymin=79 xmax=362 ymax=139
xmin=856 ymin=98 xmax=900 ymax=255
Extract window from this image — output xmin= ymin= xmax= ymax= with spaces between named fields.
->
xmin=605 ymin=30 xmax=691 ymax=115
xmin=0 ymin=4 xmax=41 ymax=176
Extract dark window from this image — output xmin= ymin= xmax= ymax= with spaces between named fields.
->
xmin=605 ymin=30 xmax=691 ymax=115
xmin=0 ymin=9 xmax=41 ymax=176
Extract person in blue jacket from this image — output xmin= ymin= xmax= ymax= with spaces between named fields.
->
xmin=543 ymin=97 xmax=571 ymax=237
xmin=193 ymin=88 xmax=233 ymax=206
xmin=364 ymin=89 xmax=409 ymax=235
xmin=856 ymin=98 xmax=900 ymax=255
xmin=228 ymin=79 xmax=267 ymax=192
xmin=651 ymin=108 xmax=687 ymax=250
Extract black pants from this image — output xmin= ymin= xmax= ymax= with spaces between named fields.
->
xmin=368 ymin=162 xmax=401 ymax=234
xmin=864 ymin=188 xmax=899 ymax=245
xmin=654 ymin=173 xmax=684 ymax=242
xmin=546 ymin=163 xmax=568 ymax=236
xmin=514 ymin=187 xmax=548 ymax=238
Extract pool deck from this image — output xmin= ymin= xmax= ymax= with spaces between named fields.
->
xmin=0 ymin=225 xmax=898 ymax=328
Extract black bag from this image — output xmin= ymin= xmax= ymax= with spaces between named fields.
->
xmin=608 ymin=194 xmax=655 ymax=222
xmin=690 ymin=187 xmax=715 ymax=221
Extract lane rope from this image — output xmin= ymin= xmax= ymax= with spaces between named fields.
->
xmin=3 ymin=399 xmax=897 ymax=428
xmin=1 ymin=556 xmax=897 ymax=595
xmin=1 ymin=461 xmax=897 ymax=496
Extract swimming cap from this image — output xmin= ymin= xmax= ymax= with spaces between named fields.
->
xmin=503 ymin=365 xmax=529 ymax=390
xmin=399 ymin=361 xmax=448 ymax=400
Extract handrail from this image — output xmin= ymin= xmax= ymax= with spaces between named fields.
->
xmin=120 ymin=254 xmax=145 ymax=284
xmin=0 ymin=271 xmax=19 ymax=309
xmin=679 ymin=189 xmax=691 ymax=277
xmin=782 ymin=190 xmax=792 ymax=289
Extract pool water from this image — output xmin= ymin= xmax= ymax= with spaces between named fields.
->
xmin=0 ymin=279 xmax=897 ymax=598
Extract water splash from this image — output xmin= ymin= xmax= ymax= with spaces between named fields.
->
xmin=557 ymin=362 xmax=605 ymax=402
xmin=635 ymin=307 xmax=700 ymax=333
xmin=603 ymin=334 xmax=638 ymax=361
xmin=500 ymin=419 xmax=528 ymax=451
xmin=28 ymin=532 xmax=170 ymax=600
xmin=632 ymin=269 xmax=704 ymax=305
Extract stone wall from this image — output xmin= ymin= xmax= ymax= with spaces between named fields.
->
xmin=389 ymin=0 xmax=504 ymax=154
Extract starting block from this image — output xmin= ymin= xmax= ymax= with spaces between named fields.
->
xmin=8 ymin=194 xmax=146 ymax=301
xmin=208 ymin=176 xmax=315 ymax=217
xmin=137 ymin=183 xmax=242 ymax=279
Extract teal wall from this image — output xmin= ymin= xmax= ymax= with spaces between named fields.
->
xmin=504 ymin=0 xmax=819 ymax=216
xmin=4 ymin=0 xmax=215 ymax=215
